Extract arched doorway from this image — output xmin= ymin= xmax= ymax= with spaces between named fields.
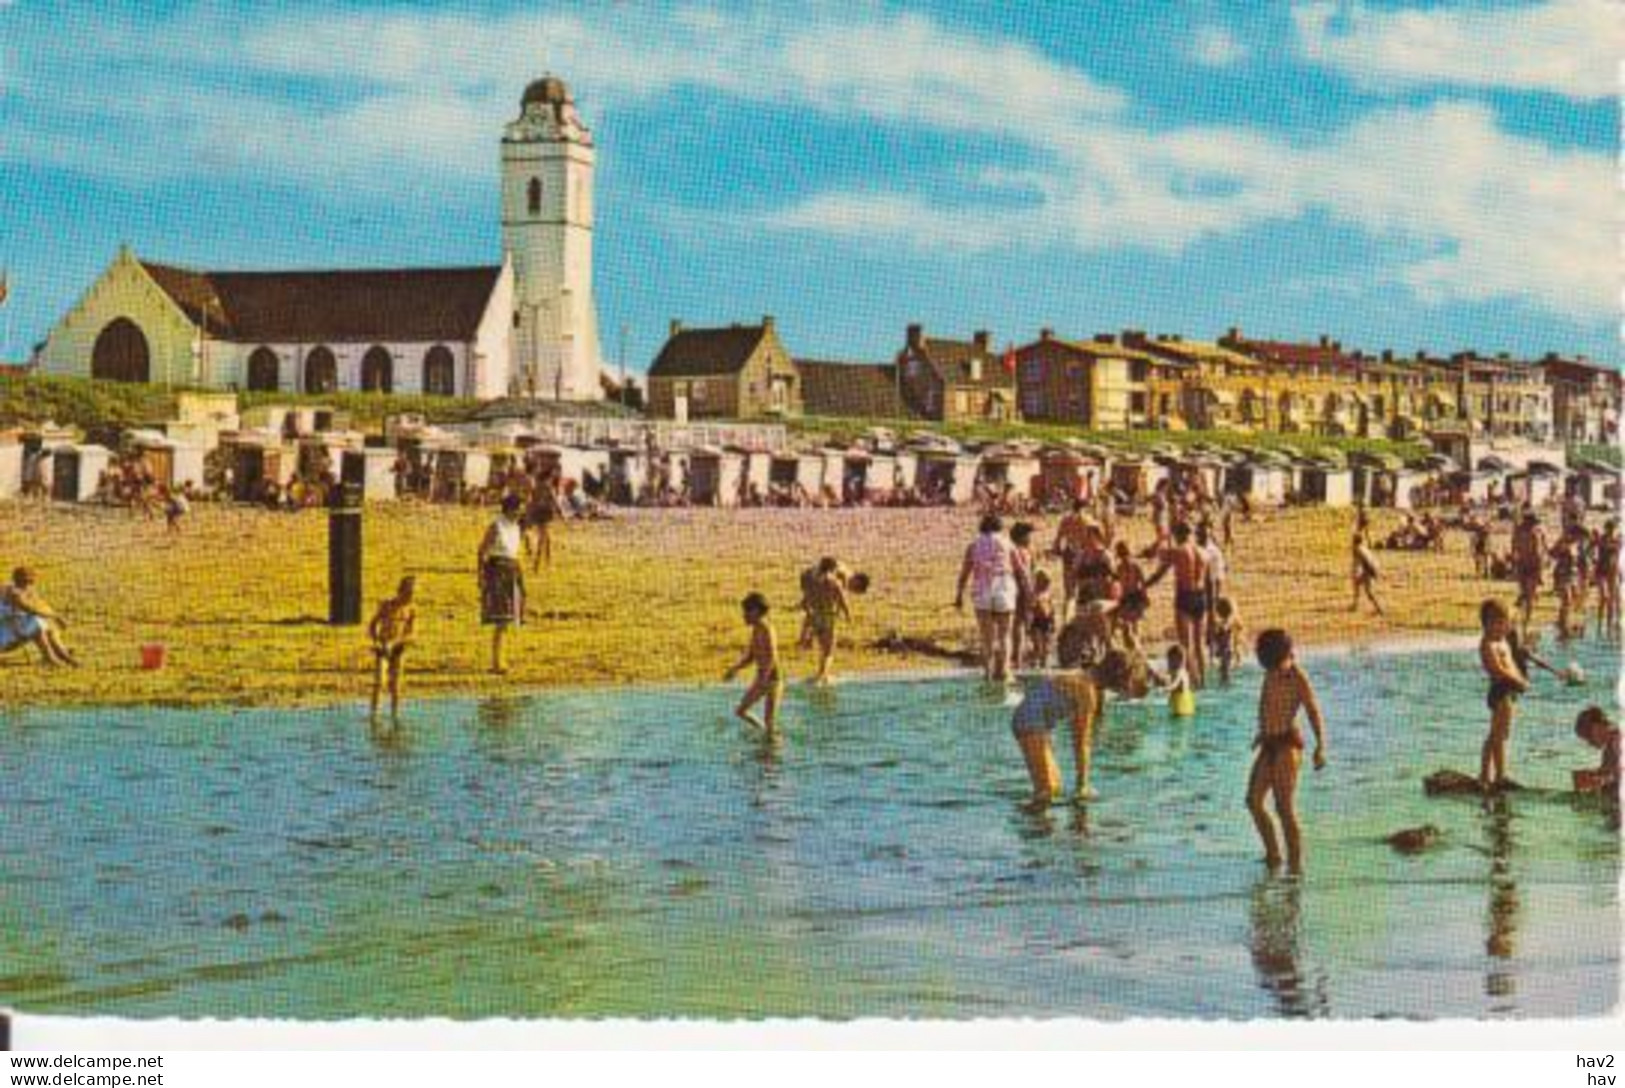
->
xmin=360 ymin=346 xmax=393 ymax=393
xmin=91 ymin=318 xmax=150 ymax=383
xmin=303 ymin=346 xmax=338 ymax=394
xmin=246 ymin=346 xmax=280 ymax=392
xmin=423 ymin=344 xmax=456 ymax=396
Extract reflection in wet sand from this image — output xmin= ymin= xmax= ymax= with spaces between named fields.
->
xmin=1483 ymin=797 xmax=1520 ymax=1003
xmin=1249 ymin=877 xmax=1329 ymax=1018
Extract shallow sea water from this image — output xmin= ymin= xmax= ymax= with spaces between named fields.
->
xmin=0 ymin=641 xmax=1617 ymax=1019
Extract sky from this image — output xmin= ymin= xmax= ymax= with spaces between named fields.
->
xmin=0 ymin=0 xmax=1618 ymax=374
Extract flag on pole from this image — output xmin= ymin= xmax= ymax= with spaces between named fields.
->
xmin=1002 ymin=343 xmax=1017 ymax=375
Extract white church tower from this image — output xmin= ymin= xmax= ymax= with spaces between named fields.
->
xmin=501 ymin=75 xmax=603 ymax=401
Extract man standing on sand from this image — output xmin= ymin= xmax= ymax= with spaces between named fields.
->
xmin=1146 ymin=521 xmax=1209 ymax=689
xmin=1510 ymin=512 xmax=1546 ymax=635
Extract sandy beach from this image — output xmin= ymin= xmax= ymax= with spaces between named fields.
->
xmin=0 ymin=501 xmax=1535 ymax=709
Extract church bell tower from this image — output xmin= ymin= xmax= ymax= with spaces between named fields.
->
xmin=501 ymin=75 xmax=603 ymax=401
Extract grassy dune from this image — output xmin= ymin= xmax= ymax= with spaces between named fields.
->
xmin=0 ymin=499 xmax=1527 ymax=710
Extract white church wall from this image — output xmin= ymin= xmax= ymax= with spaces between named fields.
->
xmin=214 ymin=341 xmax=480 ymax=398
xmin=472 ymin=261 xmax=515 ymax=400
xmin=38 ymin=249 xmax=200 ymax=387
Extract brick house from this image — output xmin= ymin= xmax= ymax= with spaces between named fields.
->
xmin=895 ymin=325 xmax=1017 ymax=423
xmin=646 ymin=316 xmax=801 ymax=420
xmin=796 ymin=359 xmax=910 ymax=419
xmin=1537 ymin=354 xmax=1620 ymax=445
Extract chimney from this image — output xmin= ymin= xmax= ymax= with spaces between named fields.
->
xmin=1381 ymin=349 xmax=1394 ymax=363
xmin=1318 ymin=334 xmax=1330 ymax=348
xmin=906 ymin=323 xmax=924 ymax=350
xmin=1222 ymin=326 xmax=1241 ymax=346
xmin=1332 ymin=340 xmax=1342 ymax=352
xmin=668 ymin=318 xmax=683 ymax=339
xmin=1094 ymin=333 xmax=1115 ymax=345
xmin=973 ymin=329 xmax=991 ymax=351
xmin=762 ymin=315 xmax=775 ymax=332
xmin=1122 ymin=329 xmax=1147 ymax=348
xmin=1040 ymin=327 xmax=1054 ymax=341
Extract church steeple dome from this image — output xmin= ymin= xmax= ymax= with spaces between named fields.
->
xmin=521 ymin=75 xmax=571 ymax=110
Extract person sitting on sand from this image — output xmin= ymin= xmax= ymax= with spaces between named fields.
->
xmin=1247 ymin=628 xmax=1327 ymax=875
xmin=367 ymin=576 xmax=418 ymax=722
xmin=1478 ymin=599 xmax=1528 ymax=792
xmin=1009 ymin=647 xmax=1146 ymax=808
xmin=1209 ymin=595 xmax=1244 ymax=686
xmin=0 ymin=567 xmax=78 ymax=667
xmin=798 ymin=558 xmax=868 ymax=686
xmin=725 ymin=592 xmax=783 ymax=737
xmin=1571 ymin=707 xmax=1620 ymax=806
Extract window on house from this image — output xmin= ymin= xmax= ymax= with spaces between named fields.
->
xmin=1130 ymin=362 xmax=1148 ymax=383
xmin=528 ymin=177 xmax=543 ymax=216
xmin=692 ymin=380 xmax=706 ymax=402
xmin=1130 ymin=392 xmax=1148 ymax=415
xmin=1022 ymin=391 xmax=1042 ymax=417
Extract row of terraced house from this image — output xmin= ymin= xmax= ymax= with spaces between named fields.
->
xmin=644 ymin=319 xmax=1620 ymax=447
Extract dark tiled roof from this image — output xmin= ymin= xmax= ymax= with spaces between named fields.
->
xmin=796 ymin=359 xmax=911 ymax=419
xmin=1230 ymin=338 xmax=1360 ymax=372
xmin=649 ymin=325 xmax=767 ymax=378
xmin=141 ymin=261 xmax=502 ymax=343
xmin=916 ymin=336 xmax=1014 ymax=389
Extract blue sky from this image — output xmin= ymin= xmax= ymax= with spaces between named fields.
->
xmin=0 ymin=0 xmax=1617 ymax=373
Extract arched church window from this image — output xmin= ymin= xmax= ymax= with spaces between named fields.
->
xmin=91 ymin=318 xmax=150 ymax=384
xmin=303 ymin=346 xmax=338 ymax=394
xmin=361 ymin=345 xmax=394 ymax=394
xmin=246 ymin=346 xmax=280 ymax=392
xmin=423 ymin=345 xmax=456 ymax=397
xmin=528 ymin=177 xmax=542 ymax=216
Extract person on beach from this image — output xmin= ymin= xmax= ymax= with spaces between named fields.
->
xmin=1246 ymin=628 xmax=1327 ymax=875
xmin=478 ymin=494 xmax=532 ymax=675
xmin=1027 ymin=569 xmax=1056 ymax=668
xmin=1468 ymin=514 xmax=1492 ymax=579
xmin=367 ymin=576 xmax=418 ymax=722
xmin=1478 ymin=599 xmax=1528 ymax=791
xmin=1072 ymin=521 xmax=1116 ymax=608
xmin=1197 ymin=520 xmax=1227 ymax=607
xmin=798 ymin=558 xmax=866 ymax=685
xmin=1350 ymin=511 xmax=1384 ymax=616
xmin=956 ymin=515 xmax=1019 ymax=683
xmin=1571 ymin=707 xmax=1620 ymax=806
xmin=1209 ymin=595 xmax=1244 ymax=686
xmin=1510 ymin=513 xmax=1546 ymax=634
xmin=1008 ymin=523 xmax=1038 ymax=673
xmin=0 ymin=567 xmax=78 ymax=667
xmin=725 ymin=592 xmax=783 ymax=737
xmin=525 ymin=468 xmax=564 ymax=572
xmin=1009 ymin=647 xmax=1145 ymax=808
xmin=1052 ymin=501 xmax=1092 ymax=622
xmin=1595 ymin=520 xmax=1620 ymax=639
xmin=162 ymin=485 xmax=190 ymax=534
xmin=1145 ymin=521 xmax=1209 ymax=688
xmin=1059 ymin=589 xmax=1149 ymax=668
xmin=1550 ymin=531 xmax=1579 ymax=640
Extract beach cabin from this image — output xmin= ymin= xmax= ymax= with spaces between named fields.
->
xmin=914 ymin=450 xmax=973 ymax=504
xmin=977 ymin=448 xmax=1042 ymax=504
xmin=606 ymin=447 xmax=648 ymax=505
xmin=50 ymin=444 xmax=112 ymax=503
xmin=1297 ymin=464 xmax=1354 ymax=507
xmin=0 ymin=436 xmax=21 ymax=500
xmin=1226 ymin=462 xmax=1290 ymax=505
xmin=685 ymin=447 xmax=743 ymax=507
xmin=430 ymin=448 xmax=492 ymax=503
xmin=1110 ymin=458 xmax=1157 ymax=503
xmin=867 ymin=453 xmax=900 ymax=502
xmin=230 ymin=441 xmax=294 ymax=502
xmin=1567 ymin=467 xmax=1619 ymax=509
xmin=1037 ymin=450 xmax=1087 ymax=508
xmin=126 ymin=431 xmax=207 ymax=492
xmin=340 ymin=448 xmax=400 ymax=502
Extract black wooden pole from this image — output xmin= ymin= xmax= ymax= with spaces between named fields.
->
xmin=328 ymin=479 xmax=363 ymax=625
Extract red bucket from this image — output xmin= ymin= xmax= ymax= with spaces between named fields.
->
xmin=140 ymin=644 xmax=167 ymax=671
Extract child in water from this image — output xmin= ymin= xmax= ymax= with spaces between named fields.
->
xmin=1478 ymin=599 xmax=1528 ymax=791
xmin=1162 ymin=644 xmax=1196 ymax=717
xmin=1571 ymin=706 xmax=1620 ymax=805
xmin=1246 ymin=628 xmax=1327 ymax=875
xmin=1027 ymin=570 xmax=1056 ymax=668
xmin=1209 ymin=596 xmax=1244 ymax=686
xmin=367 ymin=576 xmax=417 ymax=722
xmin=797 ymin=558 xmax=868 ymax=686
xmin=725 ymin=592 xmax=783 ymax=737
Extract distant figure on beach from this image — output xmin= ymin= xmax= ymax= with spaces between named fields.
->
xmin=798 ymin=558 xmax=868 ymax=685
xmin=1146 ymin=521 xmax=1209 ymax=688
xmin=478 ymin=495 xmax=532 ymax=675
xmin=163 ymin=485 xmax=190 ymax=534
xmin=1008 ymin=523 xmax=1038 ymax=672
xmin=956 ymin=515 xmax=1018 ymax=683
xmin=1247 ymin=628 xmax=1326 ymax=875
xmin=367 ymin=576 xmax=418 ymax=722
xmin=725 ymin=592 xmax=783 ymax=736
xmin=0 ymin=567 xmax=78 ymax=667
xmin=1571 ymin=707 xmax=1620 ymax=808
xmin=1350 ymin=511 xmax=1384 ymax=617
xmin=1594 ymin=519 xmax=1621 ymax=639
xmin=1510 ymin=513 xmax=1546 ymax=634
xmin=1026 ymin=569 xmax=1056 ymax=668
xmin=1478 ymin=599 xmax=1528 ymax=791
xmin=1009 ymin=647 xmax=1145 ymax=808
xmin=1052 ymin=501 xmax=1091 ymax=622
xmin=526 ymin=468 xmax=564 ymax=572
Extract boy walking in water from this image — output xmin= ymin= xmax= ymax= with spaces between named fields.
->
xmin=367 ymin=576 xmax=418 ymax=722
xmin=1478 ymin=599 xmax=1528 ymax=791
xmin=726 ymin=592 xmax=783 ymax=736
xmin=1247 ymin=628 xmax=1327 ymax=875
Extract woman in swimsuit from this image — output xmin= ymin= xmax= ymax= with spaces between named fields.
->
xmin=956 ymin=515 xmax=1019 ymax=683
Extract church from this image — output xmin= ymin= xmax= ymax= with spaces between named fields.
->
xmin=36 ymin=76 xmax=604 ymax=402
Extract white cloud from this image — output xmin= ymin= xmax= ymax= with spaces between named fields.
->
xmin=1292 ymin=0 xmax=1622 ymax=100
xmin=1 ymin=3 xmax=1612 ymax=325
xmin=1189 ymin=25 xmax=1248 ymax=68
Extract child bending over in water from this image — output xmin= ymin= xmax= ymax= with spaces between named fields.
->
xmin=1478 ymin=599 xmax=1528 ymax=791
xmin=725 ymin=592 xmax=783 ymax=737
xmin=367 ymin=576 xmax=418 ymax=722
xmin=1247 ymin=628 xmax=1327 ymax=874
xmin=1009 ymin=647 xmax=1145 ymax=808
xmin=0 ymin=567 xmax=78 ymax=667
xmin=1571 ymin=707 xmax=1620 ymax=805
xmin=1209 ymin=596 xmax=1244 ymax=686
xmin=798 ymin=558 xmax=869 ymax=685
